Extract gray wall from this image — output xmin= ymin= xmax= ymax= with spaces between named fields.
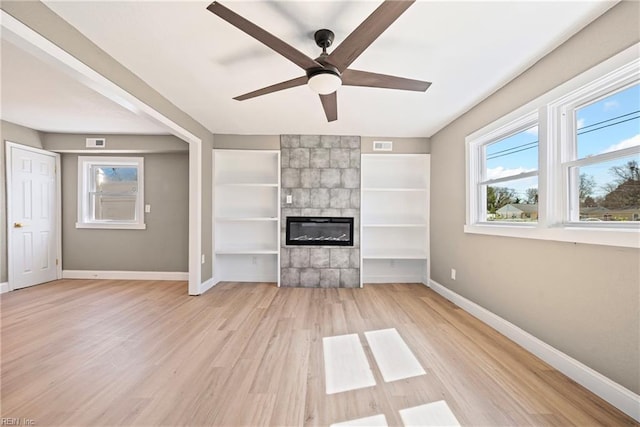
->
xmin=1 ymin=120 xmax=44 ymax=283
xmin=61 ymin=153 xmax=189 ymax=272
xmin=213 ymin=135 xmax=430 ymax=153
xmin=1 ymin=1 xmax=215 ymax=283
xmin=214 ymin=134 xmax=280 ymax=150
xmin=361 ymin=136 xmax=430 ymax=154
xmin=429 ymin=1 xmax=640 ymax=394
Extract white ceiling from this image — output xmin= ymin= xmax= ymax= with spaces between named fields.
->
xmin=6 ymin=1 xmax=617 ymax=137
xmin=0 ymin=38 xmax=169 ymax=135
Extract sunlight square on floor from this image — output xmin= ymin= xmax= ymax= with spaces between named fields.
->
xmin=364 ymin=328 xmax=426 ymax=382
xmin=399 ymin=401 xmax=461 ymax=427
xmin=330 ymin=414 xmax=388 ymax=427
xmin=323 ymin=333 xmax=376 ymax=394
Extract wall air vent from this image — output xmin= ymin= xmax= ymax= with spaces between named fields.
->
xmin=373 ymin=140 xmax=392 ymax=151
xmin=86 ymin=138 xmax=106 ymax=148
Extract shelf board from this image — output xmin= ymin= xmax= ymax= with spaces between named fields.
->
xmin=363 ymin=223 xmax=426 ymax=228
xmin=215 ymin=249 xmax=279 ymax=255
xmin=216 ymin=217 xmax=278 ymax=222
xmin=362 ymin=248 xmax=427 ymax=260
xmin=362 ymin=187 xmax=427 ymax=192
xmin=216 ymin=183 xmax=278 ymax=188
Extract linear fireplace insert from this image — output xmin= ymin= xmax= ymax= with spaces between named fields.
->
xmin=286 ymin=216 xmax=354 ymax=246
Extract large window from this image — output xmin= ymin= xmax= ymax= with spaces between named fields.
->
xmin=466 ymin=44 xmax=639 ymax=248
xmin=77 ymin=156 xmax=145 ymax=229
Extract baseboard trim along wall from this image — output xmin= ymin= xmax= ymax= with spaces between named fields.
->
xmin=428 ymin=279 xmax=640 ymax=422
xmin=62 ymin=270 xmax=189 ymax=281
xmin=0 ymin=282 xmax=9 ymax=294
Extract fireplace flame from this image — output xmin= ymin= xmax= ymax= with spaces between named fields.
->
xmin=292 ymin=233 xmax=348 ymax=241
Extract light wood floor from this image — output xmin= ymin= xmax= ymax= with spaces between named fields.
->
xmin=1 ymin=280 xmax=636 ymax=426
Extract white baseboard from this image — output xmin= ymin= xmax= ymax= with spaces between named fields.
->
xmin=198 ymin=277 xmax=216 ymax=295
xmin=428 ymin=279 xmax=640 ymax=422
xmin=62 ymin=270 xmax=188 ymax=281
xmin=0 ymin=282 xmax=9 ymax=294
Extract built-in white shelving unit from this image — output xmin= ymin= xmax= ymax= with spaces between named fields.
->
xmin=214 ymin=149 xmax=280 ymax=286
xmin=361 ymin=154 xmax=430 ymax=285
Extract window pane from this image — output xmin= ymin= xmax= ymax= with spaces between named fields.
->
xmin=91 ymin=166 xmax=138 ymax=221
xmin=92 ymin=194 xmax=137 ymax=221
xmin=576 ymin=83 xmax=640 ymax=159
xmin=93 ymin=166 xmax=138 ymax=193
xmin=485 ymin=176 xmax=538 ymax=222
xmin=485 ymin=125 xmax=538 ymax=180
xmin=571 ymin=154 xmax=640 ymax=222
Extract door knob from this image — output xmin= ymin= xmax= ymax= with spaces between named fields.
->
xmin=13 ymin=222 xmax=24 ymax=228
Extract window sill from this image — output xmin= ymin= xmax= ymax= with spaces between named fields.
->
xmin=464 ymin=223 xmax=639 ymax=248
xmin=76 ymin=222 xmax=146 ymax=230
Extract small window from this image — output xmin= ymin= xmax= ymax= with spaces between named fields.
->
xmin=468 ymin=113 xmax=538 ymax=224
xmin=77 ymin=156 xmax=145 ymax=229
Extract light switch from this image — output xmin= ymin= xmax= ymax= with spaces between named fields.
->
xmin=286 ymin=194 xmax=293 ymax=204
xmin=145 ymin=204 xmax=151 ymax=213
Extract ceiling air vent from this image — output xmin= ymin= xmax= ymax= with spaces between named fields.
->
xmin=86 ymin=138 xmax=106 ymax=148
xmin=373 ymin=140 xmax=392 ymax=151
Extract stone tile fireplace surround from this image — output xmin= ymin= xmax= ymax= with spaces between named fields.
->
xmin=280 ymin=135 xmax=361 ymax=287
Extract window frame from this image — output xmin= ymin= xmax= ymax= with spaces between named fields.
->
xmin=551 ymin=68 xmax=640 ymax=226
xmin=465 ymin=43 xmax=640 ymax=248
xmin=76 ymin=156 xmax=146 ymax=230
xmin=468 ymin=111 xmax=539 ymax=225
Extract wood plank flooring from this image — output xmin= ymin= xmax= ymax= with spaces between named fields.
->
xmin=1 ymin=279 xmax=636 ymax=426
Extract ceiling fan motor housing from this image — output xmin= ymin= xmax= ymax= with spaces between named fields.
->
xmin=306 ymin=60 xmax=341 ymax=80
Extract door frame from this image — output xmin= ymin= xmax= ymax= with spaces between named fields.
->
xmin=6 ymin=141 xmax=62 ymax=291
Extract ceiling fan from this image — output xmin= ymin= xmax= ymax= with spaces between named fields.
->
xmin=206 ymin=0 xmax=431 ymax=122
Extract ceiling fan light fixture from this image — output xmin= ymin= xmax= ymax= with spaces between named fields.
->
xmin=307 ymin=70 xmax=342 ymax=95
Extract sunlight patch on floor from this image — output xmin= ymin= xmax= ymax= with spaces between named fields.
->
xmin=399 ymin=401 xmax=461 ymax=427
xmin=330 ymin=414 xmax=388 ymax=427
xmin=364 ymin=328 xmax=426 ymax=382
xmin=323 ymin=333 xmax=376 ymax=394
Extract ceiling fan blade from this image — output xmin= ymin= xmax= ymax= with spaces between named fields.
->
xmin=207 ymin=2 xmax=321 ymax=70
xmin=234 ymin=76 xmax=308 ymax=101
xmin=342 ymin=69 xmax=431 ymax=92
xmin=319 ymin=92 xmax=337 ymax=122
xmin=326 ymin=0 xmax=415 ymax=72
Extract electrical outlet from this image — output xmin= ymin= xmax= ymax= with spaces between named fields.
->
xmin=201 ymin=254 xmax=205 ymax=264
xmin=145 ymin=204 xmax=151 ymax=213
xmin=451 ymin=268 xmax=456 ymax=280
xmin=286 ymin=194 xmax=292 ymax=204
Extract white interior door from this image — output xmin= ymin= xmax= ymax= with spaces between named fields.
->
xmin=8 ymin=144 xmax=58 ymax=290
